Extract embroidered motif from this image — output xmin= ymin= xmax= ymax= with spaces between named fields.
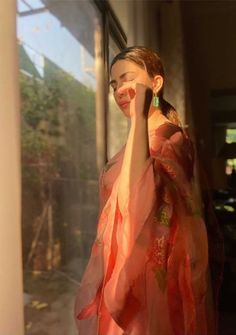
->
xmin=149 ymin=235 xmax=167 ymax=267
xmin=159 ymin=208 xmax=169 ymax=226
xmin=149 ymin=235 xmax=168 ymax=291
xmin=154 ymin=206 xmax=171 ymax=227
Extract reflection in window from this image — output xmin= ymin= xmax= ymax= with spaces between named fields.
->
xmin=107 ymin=36 xmax=129 ymax=159
xmin=17 ymin=0 xmax=103 ymax=333
xmin=226 ymin=129 xmax=236 ymax=175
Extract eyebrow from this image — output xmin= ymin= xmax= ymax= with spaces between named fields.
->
xmin=109 ymin=71 xmax=136 ymax=86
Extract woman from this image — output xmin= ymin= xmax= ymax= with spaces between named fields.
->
xmin=74 ymin=46 xmax=218 ymax=335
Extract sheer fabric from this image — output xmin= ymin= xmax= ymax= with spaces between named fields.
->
xmin=74 ymin=122 xmax=215 ymax=335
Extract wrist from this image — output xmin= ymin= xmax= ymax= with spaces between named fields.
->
xmin=130 ymin=116 xmax=148 ymax=131
xmin=130 ymin=113 xmax=148 ymax=123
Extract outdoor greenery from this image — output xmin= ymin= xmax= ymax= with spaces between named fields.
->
xmin=20 ymin=59 xmax=97 ymax=271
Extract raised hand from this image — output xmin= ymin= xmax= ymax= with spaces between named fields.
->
xmin=117 ymin=82 xmax=153 ymax=119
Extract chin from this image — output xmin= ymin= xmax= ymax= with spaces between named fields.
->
xmin=123 ymin=111 xmax=131 ymax=118
xmin=119 ymin=107 xmax=130 ymax=118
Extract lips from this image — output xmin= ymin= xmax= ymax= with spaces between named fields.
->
xmin=119 ymin=101 xmax=130 ymax=108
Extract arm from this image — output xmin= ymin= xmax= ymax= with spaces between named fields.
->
xmin=117 ymin=85 xmax=151 ymax=216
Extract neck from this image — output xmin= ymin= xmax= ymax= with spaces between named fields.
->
xmin=148 ymin=106 xmax=168 ymax=131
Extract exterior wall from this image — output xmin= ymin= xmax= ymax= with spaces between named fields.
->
xmin=0 ymin=1 xmax=24 ymax=334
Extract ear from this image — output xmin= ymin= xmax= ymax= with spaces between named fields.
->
xmin=152 ymin=75 xmax=163 ymax=94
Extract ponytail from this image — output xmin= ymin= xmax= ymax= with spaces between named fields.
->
xmin=160 ymin=97 xmax=182 ymax=127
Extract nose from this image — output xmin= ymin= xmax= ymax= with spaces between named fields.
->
xmin=116 ymin=83 xmax=128 ymax=98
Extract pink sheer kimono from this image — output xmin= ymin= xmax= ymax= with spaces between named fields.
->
xmin=74 ymin=122 xmax=214 ymax=335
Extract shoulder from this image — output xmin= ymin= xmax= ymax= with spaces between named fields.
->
xmin=160 ymin=123 xmax=193 ymax=157
xmin=150 ymin=122 xmax=185 ymax=154
xmin=150 ymin=123 xmax=195 ymax=180
xmin=158 ymin=122 xmax=184 ymax=140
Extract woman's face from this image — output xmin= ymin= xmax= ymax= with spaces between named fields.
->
xmin=110 ymin=59 xmax=153 ymax=117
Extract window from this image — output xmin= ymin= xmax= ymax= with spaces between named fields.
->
xmin=17 ymin=0 xmax=106 ymax=333
xmin=226 ymin=128 xmax=236 ymax=175
xmin=18 ymin=1 xmax=127 ymax=332
xmin=107 ymin=35 xmax=129 ymax=159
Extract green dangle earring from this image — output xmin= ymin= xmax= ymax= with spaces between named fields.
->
xmin=153 ymin=92 xmax=159 ymax=108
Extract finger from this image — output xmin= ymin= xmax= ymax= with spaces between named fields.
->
xmin=118 ymin=82 xmax=136 ymax=98
xmin=128 ymin=86 xmax=136 ymax=99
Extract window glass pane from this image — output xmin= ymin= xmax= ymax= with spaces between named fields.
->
xmin=18 ymin=0 xmax=45 ymax=11
xmin=225 ymin=129 xmax=236 ymax=175
xmin=17 ymin=0 xmax=103 ymax=333
xmin=17 ymin=0 xmax=31 ymax=12
xmin=107 ymin=36 xmax=129 ymax=159
xmin=226 ymin=129 xmax=236 ymax=144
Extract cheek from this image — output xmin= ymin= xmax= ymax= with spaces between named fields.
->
xmin=144 ymin=77 xmax=153 ymax=88
xmin=113 ymin=93 xmax=119 ymax=104
xmin=137 ymin=73 xmax=153 ymax=88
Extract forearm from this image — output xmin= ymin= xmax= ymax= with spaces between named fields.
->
xmin=117 ymin=117 xmax=150 ymax=215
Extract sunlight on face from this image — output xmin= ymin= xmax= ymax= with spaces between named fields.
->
xmin=110 ymin=59 xmax=153 ymax=117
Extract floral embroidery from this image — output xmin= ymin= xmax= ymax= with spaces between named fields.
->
xmin=149 ymin=235 xmax=168 ymax=267
xmin=159 ymin=208 xmax=169 ymax=226
xmin=154 ymin=205 xmax=171 ymax=227
xmin=149 ymin=235 xmax=168 ymax=291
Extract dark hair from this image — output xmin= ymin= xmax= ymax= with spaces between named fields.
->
xmin=110 ymin=46 xmax=182 ymax=126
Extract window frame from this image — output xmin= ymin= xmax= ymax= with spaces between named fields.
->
xmin=94 ymin=0 xmax=127 ymax=163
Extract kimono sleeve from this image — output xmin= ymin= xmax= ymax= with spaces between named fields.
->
xmin=149 ymin=131 xmax=209 ymax=334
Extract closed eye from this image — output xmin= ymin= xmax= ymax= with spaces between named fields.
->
xmin=109 ymin=71 xmax=136 ymax=92
xmin=110 ymin=84 xmax=117 ymax=92
xmin=110 ymin=78 xmax=135 ymax=93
